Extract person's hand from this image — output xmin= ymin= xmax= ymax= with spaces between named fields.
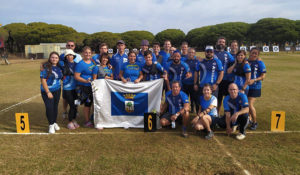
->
xmin=86 ymin=78 xmax=91 ymax=83
xmin=185 ymin=72 xmax=192 ymax=78
xmin=47 ymin=92 xmax=53 ymax=99
xmin=191 ymin=116 xmax=199 ymax=125
xmin=194 ymin=84 xmax=198 ymax=91
xmin=249 ymin=79 xmax=256 ymax=85
xmin=134 ymin=79 xmax=140 ymax=84
xmin=226 ymin=127 xmax=232 ymax=135
xmin=212 ymin=84 xmax=218 ymax=91
xmin=162 ymin=74 xmax=168 ymax=81
xmin=231 ymin=112 xmax=239 ymax=123
xmin=121 ymin=78 xmax=127 ymax=83
xmin=170 ymin=114 xmax=177 ymax=121
xmin=240 ymin=89 xmax=245 ymax=94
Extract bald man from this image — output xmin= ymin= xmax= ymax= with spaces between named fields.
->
xmin=217 ymin=83 xmax=249 ymax=140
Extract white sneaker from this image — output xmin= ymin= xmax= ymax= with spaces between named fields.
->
xmin=232 ymin=125 xmax=238 ymax=133
xmin=49 ymin=124 xmax=55 ymax=134
xmin=53 ymin=123 xmax=60 ymax=131
xmin=236 ymin=133 xmax=246 ymax=140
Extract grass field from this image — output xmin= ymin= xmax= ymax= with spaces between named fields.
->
xmin=0 ymin=53 xmax=300 ymax=174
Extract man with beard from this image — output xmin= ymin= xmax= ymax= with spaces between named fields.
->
xmin=165 ymin=51 xmax=191 ymax=91
xmin=214 ymin=37 xmax=235 ymax=115
xmin=194 ymin=46 xmax=223 ymax=98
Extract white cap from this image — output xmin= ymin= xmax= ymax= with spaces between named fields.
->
xmin=64 ymin=49 xmax=76 ymax=58
xmin=205 ymin=45 xmax=214 ymax=51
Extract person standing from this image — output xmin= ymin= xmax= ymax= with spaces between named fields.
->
xmin=40 ymin=52 xmax=63 ymax=133
xmin=110 ymin=40 xmax=128 ymax=80
xmin=119 ymin=51 xmax=143 ymax=83
xmin=92 ymin=43 xmax=109 ymax=65
xmin=59 ymin=49 xmax=80 ymax=129
xmin=214 ymin=37 xmax=235 ymax=115
xmin=74 ymin=46 xmax=96 ymax=128
xmin=136 ymin=40 xmax=157 ymax=67
xmin=247 ymin=48 xmax=266 ymax=130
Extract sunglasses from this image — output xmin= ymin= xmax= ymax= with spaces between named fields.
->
xmin=67 ymin=44 xmax=75 ymax=47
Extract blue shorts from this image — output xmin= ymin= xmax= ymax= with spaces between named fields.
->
xmin=248 ymin=89 xmax=261 ymax=98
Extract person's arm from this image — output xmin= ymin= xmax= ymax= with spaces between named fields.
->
xmin=160 ymin=101 xmax=168 ymax=114
xmin=191 ymin=105 xmax=202 ymax=125
xmin=74 ymin=72 xmax=90 ymax=83
xmin=241 ymin=72 xmax=251 ymax=93
xmin=225 ymin=111 xmax=232 ymax=135
xmin=227 ymin=61 xmax=236 ymax=74
xmin=171 ymin=103 xmax=189 ymax=121
xmin=231 ymin=107 xmax=249 ymax=124
xmin=134 ymin=71 xmax=143 ymax=83
xmin=249 ymin=73 xmax=266 ymax=85
xmin=41 ymin=78 xmax=53 ymax=99
xmin=194 ymin=71 xmax=199 ymax=91
xmin=119 ymin=70 xmax=127 ymax=83
xmin=213 ymin=71 xmax=223 ymax=91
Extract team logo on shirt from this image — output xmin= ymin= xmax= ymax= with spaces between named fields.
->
xmin=123 ymin=93 xmax=136 ymax=113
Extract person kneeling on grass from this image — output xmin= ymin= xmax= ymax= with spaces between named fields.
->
xmin=160 ymin=81 xmax=190 ymax=137
xmin=217 ymin=83 xmax=250 ymax=140
xmin=191 ymin=84 xmax=218 ymax=140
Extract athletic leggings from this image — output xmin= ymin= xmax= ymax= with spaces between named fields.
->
xmin=63 ymin=90 xmax=78 ymax=121
xmin=41 ymin=89 xmax=61 ymax=125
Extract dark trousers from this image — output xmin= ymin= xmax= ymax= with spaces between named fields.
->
xmin=182 ymin=84 xmax=197 ymax=112
xmin=236 ymin=114 xmax=249 ymax=135
xmin=63 ymin=90 xmax=78 ymax=122
xmin=41 ymin=89 xmax=61 ymax=125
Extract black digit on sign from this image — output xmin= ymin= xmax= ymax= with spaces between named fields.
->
xmin=20 ymin=115 xmax=25 ymax=130
xmin=276 ymin=114 xmax=281 ymax=128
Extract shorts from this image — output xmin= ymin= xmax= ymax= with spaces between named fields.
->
xmin=248 ymin=89 xmax=261 ymax=98
xmin=160 ymin=112 xmax=182 ymax=124
xmin=76 ymin=85 xmax=93 ymax=107
xmin=216 ymin=114 xmax=249 ymax=128
xmin=210 ymin=115 xmax=218 ymax=128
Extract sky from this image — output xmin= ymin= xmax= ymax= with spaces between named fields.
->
xmin=1 ymin=0 xmax=300 ymax=35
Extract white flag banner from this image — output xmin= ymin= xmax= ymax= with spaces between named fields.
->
xmin=92 ymin=79 xmax=163 ymax=129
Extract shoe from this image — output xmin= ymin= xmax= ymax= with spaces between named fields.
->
xmin=49 ymin=124 xmax=55 ymax=134
xmin=67 ymin=122 xmax=76 ymax=130
xmin=205 ymin=131 xmax=214 ymax=140
xmin=53 ymin=123 xmax=60 ymax=130
xmin=250 ymin=122 xmax=258 ymax=130
xmin=181 ymin=127 xmax=188 ymax=138
xmin=62 ymin=112 xmax=67 ymax=120
xmin=84 ymin=121 xmax=94 ymax=128
xmin=72 ymin=120 xmax=80 ymax=129
xmin=236 ymin=133 xmax=246 ymax=140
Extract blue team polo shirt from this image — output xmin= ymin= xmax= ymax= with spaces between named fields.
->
xmin=111 ymin=52 xmax=128 ymax=80
xmin=121 ymin=62 xmax=141 ymax=82
xmin=214 ymin=50 xmax=234 ymax=81
xmin=199 ymin=95 xmax=218 ymax=116
xmin=196 ymin=58 xmax=223 ymax=87
xmin=40 ymin=66 xmax=62 ymax=92
xmin=182 ymin=57 xmax=199 ymax=85
xmin=136 ymin=51 xmax=157 ymax=67
xmin=142 ymin=62 xmax=164 ymax=81
xmin=75 ymin=60 xmax=96 ymax=86
xmin=59 ymin=61 xmax=77 ymax=90
xmin=165 ymin=61 xmax=191 ymax=85
xmin=223 ymin=92 xmax=249 ymax=115
xmin=159 ymin=50 xmax=171 ymax=69
xmin=165 ymin=91 xmax=189 ymax=114
xmin=233 ymin=63 xmax=251 ymax=91
xmin=248 ymin=60 xmax=267 ymax=90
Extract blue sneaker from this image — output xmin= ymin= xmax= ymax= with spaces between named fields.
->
xmin=250 ymin=122 xmax=258 ymax=130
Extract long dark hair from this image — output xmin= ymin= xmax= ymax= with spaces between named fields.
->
xmin=100 ymin=53 xmax=110 ymax=65
xmin=43 ymin=51 xmax=60 ymax=78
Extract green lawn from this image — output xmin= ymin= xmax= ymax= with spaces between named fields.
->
xmin=0 ymin=53 xmax=300 ymax=174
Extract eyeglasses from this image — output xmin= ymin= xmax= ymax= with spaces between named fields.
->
xmin=67 ymin=44 xmax=75 ymax=47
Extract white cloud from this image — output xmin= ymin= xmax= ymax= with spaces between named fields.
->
xmin=0 ymin=0 xmax=299 ymax=34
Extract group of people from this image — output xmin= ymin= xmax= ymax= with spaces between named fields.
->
xmin=40 ymin=37 xmax=266 ymax=140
